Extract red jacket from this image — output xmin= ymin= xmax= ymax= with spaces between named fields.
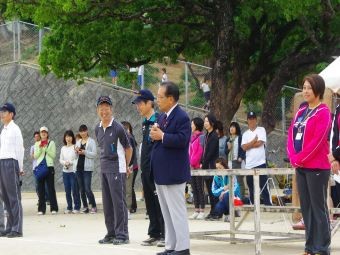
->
xmin=287 ymin=103 xmax=331 ymax=170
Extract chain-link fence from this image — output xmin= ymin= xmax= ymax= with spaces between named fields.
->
xmin=0 ymin=22 xmax=15 ymax=63
xmin=0 ymin=21 xmax=50 ymax=65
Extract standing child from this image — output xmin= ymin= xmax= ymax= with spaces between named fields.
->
xmin=212 ymin=157 xmax=241 ymax=222
xmin=59 ymin=130 xmax=80 ymax=214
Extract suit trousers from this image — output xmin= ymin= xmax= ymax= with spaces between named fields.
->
xmin=0 ymin=159 xmax=23 ymax=234
xmin=156 ymin=182 xmax=190 ymax=251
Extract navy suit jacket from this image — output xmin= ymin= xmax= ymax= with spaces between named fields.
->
xmin=151 ymin=105 xmax=191 ymax=185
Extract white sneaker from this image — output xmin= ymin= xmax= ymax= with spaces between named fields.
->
xmin=51 ymin=211 xmax=57 ymax=215
xmin=37 ymin=211 xmax=44 ymax=215
xmin=196 ymin=212 xmax=205 ymax=220
xmin=72 ymin=210 xmax=80 ymax=214
xmin=189 ymin=212 xmax=200 ymax=220
xmin=64 ymin=210 xmax=72 ymax=214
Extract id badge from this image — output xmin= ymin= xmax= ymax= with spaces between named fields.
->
xmin=295 ymin=132 xmax=302 ymax=140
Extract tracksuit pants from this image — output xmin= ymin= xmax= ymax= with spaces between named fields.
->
xmin=141 ymin=170 xmax=164 ymax=238
xmin=101 ymin=172 xmax=129 ymax=240
xmin=296 ymin=168 xmax=331 ymax=255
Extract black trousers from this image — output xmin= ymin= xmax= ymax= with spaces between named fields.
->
xmin=131 ymin=170 xmax=138 ymax=210
xmin=246 ymin=163 xmax=272 ymax=205
xmin=37 ymin=167 xmax=58 ymax=213
xmin=296 ymin=168 xmax=330 ymax=255
xmin=141 ymin=170 xmax=164 ymax=238
xmin=204 ymin=176 xmax=219 ymax=215
xmin=191 ymin=176 xmax=205 ymax=209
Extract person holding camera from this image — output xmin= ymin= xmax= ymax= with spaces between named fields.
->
xmin=34 ymin=126 xmax=58 ymax=215
xmin=74 ymin=124 xmax=97 ymax=214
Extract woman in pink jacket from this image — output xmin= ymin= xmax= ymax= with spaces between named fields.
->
xmin=189 ymin=117 xmax=205 ymax=220
xmin=287 ymin=74 xmax=331 ymax=255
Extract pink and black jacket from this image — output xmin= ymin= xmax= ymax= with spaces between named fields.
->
xmin=287 ymin=103 xmax=331 ymax=170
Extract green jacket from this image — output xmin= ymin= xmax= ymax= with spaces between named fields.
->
xmin=34 ymin=140 xmax=56 ymax=167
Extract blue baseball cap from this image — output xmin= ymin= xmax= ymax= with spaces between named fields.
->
xmin=132 ymin=89 xmax=155 ymax=104
xmin=96 ymin=96 xmax=112 ymax=106
xmin=247 ymin=111 xmax=257 ymax=119
xmin=0 ymin=102 xmax=16 ymax=116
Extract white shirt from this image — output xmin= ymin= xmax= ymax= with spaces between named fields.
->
xmin=161 ymin=103 xmax=178 ymax=142
xmin=165 ymin=103 xmax=178 ymax=118
xmin=232 ymin=136 xmax=239 ymax=160
xmin=59 ymin=145 xmax=77 ymax=173
xmin=161 ymin=73 xmax=168 ymax=82
xmin=0 ymin=120 xmax=24 ymax=170
xmin=241 ymin=126 xmax=266 ymax=169
xmin=30 ymin=145 xmax=38 ymax=170
xmin=201 ymin=82 xmax=210 ymax=93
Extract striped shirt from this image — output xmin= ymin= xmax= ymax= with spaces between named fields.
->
xmin=0 ymin=120 xmax=24 ymax=170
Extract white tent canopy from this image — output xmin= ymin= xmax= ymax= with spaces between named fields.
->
xmin=319 ymin=56 xmax=340 ymax=93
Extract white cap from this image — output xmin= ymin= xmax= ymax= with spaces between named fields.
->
xmin=40 ymin=126 xmax=48 ymax=132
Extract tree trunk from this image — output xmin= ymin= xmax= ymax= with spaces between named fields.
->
xmin=262 ymin=76 xmax=285 ymax=133
xmin=210 ymin=1 xmax=242 ymax=127
xmin=211 ymin=63 xmax=246 ymax=128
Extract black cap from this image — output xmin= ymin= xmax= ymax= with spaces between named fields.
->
xmin=96 ymin=96 xmax=112 ymax=106
xmin=0 ymin=102 xmax=16 ymax=116
xmin=132 ymin=89 xmax=154 ymax=104
xmin=247 ymin=111 xmax=257 ymax=119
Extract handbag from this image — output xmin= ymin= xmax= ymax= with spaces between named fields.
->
xmin=34 ymin=142 xmax=50 ymax=180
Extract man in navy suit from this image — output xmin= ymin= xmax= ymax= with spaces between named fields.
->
xmin=150 ymin=82 xmax=191 ymax=255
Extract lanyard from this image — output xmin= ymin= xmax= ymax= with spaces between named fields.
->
xmin=297 ymin=106 xmax=319 ymax=132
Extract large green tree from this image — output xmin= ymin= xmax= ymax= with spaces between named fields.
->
xmin=6 ymin=0 xmax=340 ymax=132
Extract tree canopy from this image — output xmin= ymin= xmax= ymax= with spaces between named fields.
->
xmin=6 ymin=0 xmax=340 ymax=132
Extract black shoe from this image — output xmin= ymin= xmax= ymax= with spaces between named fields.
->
xmin=6 ymin=231 xmax=23 ymax=238
xmin=129 ymin=208 xmax=136 ymax=213
xmin=171 ymin=249 xmax=190 ymax=255
xmin=141 ymin=237 xmax=160 ymax=246
xmin=0 ymin=231 xmax=10 ymax=237
xmin=207 ymin=215 xmax=221 ymax=221
xmin=204 ymin=214 xmax=212 ymax=220
xmin=98 ymin=235 xmax=115 ymax=244
xmin=81 ymin=208 xmax=89 ymax=214
xmin=156 ymin=250 xmax=174 ymax=255
xmin=112 ymin=238 xmax=129 ymax=245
